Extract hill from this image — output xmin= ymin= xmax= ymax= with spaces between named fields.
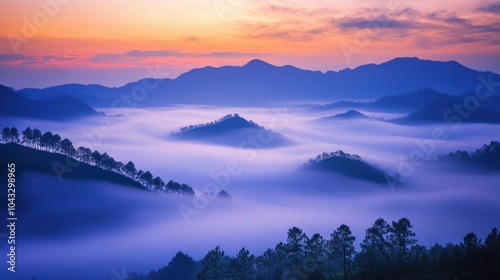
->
xmin=321 ymin=110 xmax=371 ymax=121
xmin=0 ymin=84 xmax=98 ymax=120
xmin=18 ymin=57 xmax=500 ymax=107
xmin=0 ymin=142 xmax=144 ymax=190
xmin=311 ymin=89 xmax=445 ymax=113
xmin=302 ymin=151 xmax=400 ymax=185
xmin=393 ymin=94 xmax=500 ymax=124
xmin=172 ymin=114 xmax=287 ymax=147
xmin=438 ymin=141 xmax=500 ymax=170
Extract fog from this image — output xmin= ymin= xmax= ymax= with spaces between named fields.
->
xmin=0 ymin=106 xmax=499 ymax=279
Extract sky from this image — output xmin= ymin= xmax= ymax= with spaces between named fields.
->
xmin=0 ymin=0 xmax=499 ymax=89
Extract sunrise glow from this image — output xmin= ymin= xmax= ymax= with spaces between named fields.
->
xmin=1 ymin=0 xmax=499 ymax=88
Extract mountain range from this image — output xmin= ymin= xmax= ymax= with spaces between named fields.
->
xmin=17 ymin=57 xmax=500 ymax=107
xmin=0 ymin=84 xmax=98 ymax=120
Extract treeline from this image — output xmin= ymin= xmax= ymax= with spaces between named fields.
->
xmin=439 ymin=140 xmax=500 ymax=169
xmin=303 ymin=151 xmax=362 ymax=167
xmin=1 ymin=126 xmax=194 ymax=196
xmin=125 ymin=218 xmax=500 ymax=280
xmin=176 ymin=114 xmax=262 ymax=133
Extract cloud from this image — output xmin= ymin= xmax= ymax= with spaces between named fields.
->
xmin=476 ymin=1 xmax=500 ymax=14
xmin=0 ymin=53 xmax=81 ymax=65
xmin=89 ymin=50 xmax=187 ymax=63
xmin=200 ymin=52 xmax=272 ymax=58
xmin=335 ymin=18 xmax=420 ymax=30
xmin=236 ymin=3 xmax=500 ymax=49
xmin=0 ymin=50 xmax=276 ymax=67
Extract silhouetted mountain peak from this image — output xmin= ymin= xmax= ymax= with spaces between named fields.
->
xmin=172 ymin=114 xmax=288 ymax=147
xmin=333 ymin=110 xmax=368 ymax=119
xmin=243 ymin=59 xmax=273 ymax=68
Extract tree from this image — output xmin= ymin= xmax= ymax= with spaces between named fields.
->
xmin=32 ymin=128 xmax=42 ymax=149
xmin=484 ymin=227 xmax=500 ymax=278
xmin=40 ymin=131 xmax=53 ymax=150
xmin=50 ymin=134 xmax=61 ymax=152
xmin=91 ymin=150 xmax=102 ymax=166
xmin=60 ymin=138 xmax=74 ymax=155
xmin=255 ymin=249 xmax=276 ymax=280
xmin=197 ymin=246 xmax=226 ymax=280
xmin=77 ymin=146 xmax=92 ymax=163
xmin=9 ymin=127 xmax=19 ymax=143
xmin=273 ymin=242 xmax=288 ymax=280
xmin=123 ymin=161 xmax=137 ymax=177
xmin=22 ymin=127 xmax=34 ymax=146
xmin=140 ymin=171 xmax=154 ymax=189
xmin=357 ymin=218 xmax=391 ymax=279
xmin=163 ymin=251 xmax=197 ymax=280
xmin=389 ymin=218 xmax=417 ymax=259
xmin=304 ymin=233 xmax=326 ymax=279
xmin=1 ymin=127 xmax=10 ymax=142
xmin=153 ymin=176 xmax=165 ymax=191
xmin=461 ymin=232 xmax=481 ymax=254
xmin=328 ymin=224 xmax=356 ymax=280
xmin=232 ymin=247 xmax=255 ymax=280
xmin=286 ymin=227 xmax=308 ymax=268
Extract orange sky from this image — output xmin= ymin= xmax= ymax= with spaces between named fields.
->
xmin=0 ymin=0 xmax=499 ymax=88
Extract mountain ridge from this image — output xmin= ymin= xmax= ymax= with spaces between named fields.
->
xmin=16 ymin=57 xmax=500 ymax=107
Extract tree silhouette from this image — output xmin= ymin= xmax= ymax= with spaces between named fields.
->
xmin=286 ymin=227 xmax=308 ymax=269
xmin=255 ymin=248 xmax=276 ymax=279
xmin=50 ymin=134 xmax=61 ymax=152
xmin=161 ymin=251 xmax=198 ymax=280
xmin=197 ymin=246 xmax=226 ymax=280
xmin=304 ymin=233 xmax=326 ymax=279
xmin=32 ymin=128 xmax=42 ymax=149
xmin=91 ymin=150 xmax=102 ymax=166
xmin=60 ymin=138 xmax=74 ymax=155
xmin=231 ymin=247 xmax=255 ymax=280
xmin=1 ymin=126 xmax=196 ymax=197
xmin=153 ymin=176 xmax=165 ymax=191
xmin=128 ymin=221 xmax=500 ymax=280
xmin=390 ymin=218 xmax=417 ymax=259
xmin=9 ymin=127 xmax=19 ymax=143
xmin=1 ymin=127 xmax=10 ymax=142
xmin=40 ymin=131 xmax=53 ymax=151
xmin=22 ymin=127 xmax=34 ymax=146
xmin=357 ymin=218 xmax=391 ymax=279
xmin=140 ymin=171 xmax=154 ymax=189
xmin=123 ymin=161 xmax=137 ymax=178
xmin=328 ymin=224 xmax=356 ymax=280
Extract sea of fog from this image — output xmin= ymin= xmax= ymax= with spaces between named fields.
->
xmin=1 ymin=106 xmax=499 ymax=279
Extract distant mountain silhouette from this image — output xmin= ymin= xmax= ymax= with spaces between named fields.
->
xmin=171 ymin=114 xmax=288 ymax=147
xmin=312 ymin=89 xmax=445 ymax=113
xmin=302 ymin=151 xmax=400 ymax=185
xmin=0 ymin=143 xmax=144 ymax=190
xmin=393 ymin=94 xmax=500 ymax=124
xmin=0 ymin=84 xmax=98 ymax=119
xmin=322 ymin=110 xmax=371 ymax=121
xmin=18 ymin=57 xmax=500 ymax=107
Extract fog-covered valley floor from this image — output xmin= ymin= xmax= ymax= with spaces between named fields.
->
xmin=1 ymin=106 xmax=499 ymax=279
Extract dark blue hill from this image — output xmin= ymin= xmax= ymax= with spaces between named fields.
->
xmin=0 ymin=84 xmax=97 ymax=120
xmin=172 ymin=114 xmax=288 ymax=147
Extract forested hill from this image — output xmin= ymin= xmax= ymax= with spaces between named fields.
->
xmin=171 ymin=114 xmax=288 ymax=147
xmin=0 ymin=142 xmax=144 ymax=190
xmin=0 ymin=126 xmax=195 ymax=196
xmin=302 ymin=151 xmax=400 ymax=185
xmin=126 ymin=217 xmax=500 ymax=280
